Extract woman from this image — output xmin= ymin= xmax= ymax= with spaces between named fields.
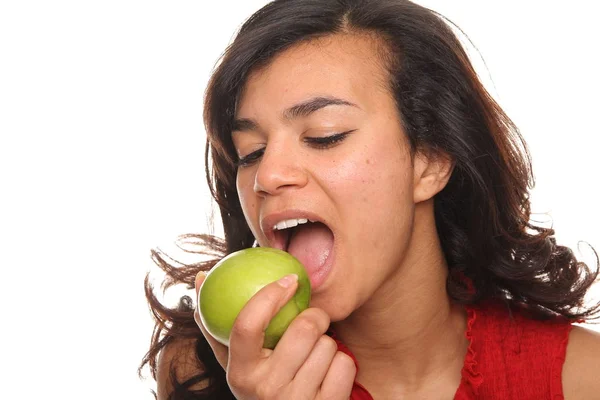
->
xmin=140 ymin=0 xmax=600 ymax=398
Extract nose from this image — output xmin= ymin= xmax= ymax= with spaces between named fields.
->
xmin=253 ymin=143 xmax=308 ymax=196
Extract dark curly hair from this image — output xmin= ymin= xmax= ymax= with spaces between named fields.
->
xmin=139 ymin=0 xmax=600 ymax=398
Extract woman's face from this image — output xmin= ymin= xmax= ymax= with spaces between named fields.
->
xmin=232 ymin=34 xmax=430 ymax=320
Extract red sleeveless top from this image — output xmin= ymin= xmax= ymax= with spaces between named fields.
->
xmin=331 ymin=301 xmax=574 ymax=399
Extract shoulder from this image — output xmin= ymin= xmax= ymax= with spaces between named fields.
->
xmin=562 ymin=325 xmax=600 ymax=400
xmin=157 ymin=337 xmax=208 ymax=400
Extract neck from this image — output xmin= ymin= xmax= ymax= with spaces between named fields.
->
xmin=330 ymin=202 xmax=469 ymax=397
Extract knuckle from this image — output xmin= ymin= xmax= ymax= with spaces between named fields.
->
xmin=259 ymin=284 xmax=284 ymax=303
xmin=293 ymin=316 xmax=323 ymax=338
xmin=230 ymin=317 xmax=255 ymax=338
xmin=335 ymin=351 xmax=357 ymax=374
xmin=230 ymin=370 xmax=285 ymax=400
xmin=319 ymin=335 xmax=338 ymax=355
xmin=226 ymin=370 xmax=248 ymax=391
xmin=256 ymin=380 xmax=283 ymax=400
xmin=291 ymin=308 xmax=331 ymax=336
xmin=319 ymin=393 xmax=340 ymax=400
xmin=305 ymin=307 xmax=331 ymax=326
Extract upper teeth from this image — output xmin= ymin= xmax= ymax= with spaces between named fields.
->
xmin=274 ymin=218 xmax=310 ymax=231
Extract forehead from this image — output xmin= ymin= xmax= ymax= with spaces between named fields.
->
xmin=236 ymin=33 xmax=392 ymax=118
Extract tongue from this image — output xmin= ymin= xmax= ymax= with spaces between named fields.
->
xmin=287 ymin=222 xmax=333 ymax=278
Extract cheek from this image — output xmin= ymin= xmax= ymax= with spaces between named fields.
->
xmin=323 ymin=144 xmax=414 ymax=247
xmin=324 ymin=144 xmax=412 ymax=208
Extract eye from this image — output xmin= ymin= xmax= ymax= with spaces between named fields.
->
xmin=237 ymin=147 xmax=265 ymax=167
xmin=304 ymin=130 xmax=356 ymax=149
xmin=235 ymin=130 xmax=356 ymax=168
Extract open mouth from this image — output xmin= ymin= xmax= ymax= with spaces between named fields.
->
xmin=272 ymin=219 xmax=334 ymax=287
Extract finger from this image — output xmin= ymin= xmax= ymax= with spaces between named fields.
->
xmin=228 ymin=274 xmax=299 ymax=370
xmin=194 ymin=271 xmax=229 ymax=369
xmin=289 ymin=334 xmax=337 ymax=397
xmin=267 ymin=308 xmax=331 ymax=382
xmin=194 ymin=271 xmax=207 ymax=297
xmin=194 ymin=308 xmax=230 ymax=369
xmin=318 ymin=351 xmax=357 ymax=400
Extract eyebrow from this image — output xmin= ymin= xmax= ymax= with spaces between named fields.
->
xmin=232 ymin=96 xmax=359 ymax=133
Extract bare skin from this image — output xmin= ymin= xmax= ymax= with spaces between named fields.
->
xmin=331 ymin=205 xmax=470 ymax=399
xmin=207 ymin=32 xmax=464 ymax=399
xmin=158 ymin=31 xmax=600 ymax=400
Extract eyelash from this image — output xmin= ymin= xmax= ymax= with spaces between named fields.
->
xmin=236 ymin=130 xmax=354 ymax=167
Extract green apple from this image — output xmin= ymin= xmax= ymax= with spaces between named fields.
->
xmin=198 ymin=247 xmax=311 ymax=349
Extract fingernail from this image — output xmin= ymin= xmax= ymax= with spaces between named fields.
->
xmin=277 ymin=274 xmax=298 ymax=288
xmin=195 ymin=271 xmax=207 ymax=294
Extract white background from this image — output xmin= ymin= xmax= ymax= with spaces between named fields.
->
xmin=1 ymin=1 xmax=598 ymax=398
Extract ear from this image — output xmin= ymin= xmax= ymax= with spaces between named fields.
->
xmin=412 ymin=151 xmax=454 ymax=203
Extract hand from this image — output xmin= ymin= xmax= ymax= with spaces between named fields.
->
xmin=194 ymin=272 xmax=357 ymax=399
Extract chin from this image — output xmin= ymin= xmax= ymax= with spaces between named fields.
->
xmin=311 ymin=292 xmax=356 ymax=323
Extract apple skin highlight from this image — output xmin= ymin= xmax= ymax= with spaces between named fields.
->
xmin=198 ymin=248 xmax=312 ymax=349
